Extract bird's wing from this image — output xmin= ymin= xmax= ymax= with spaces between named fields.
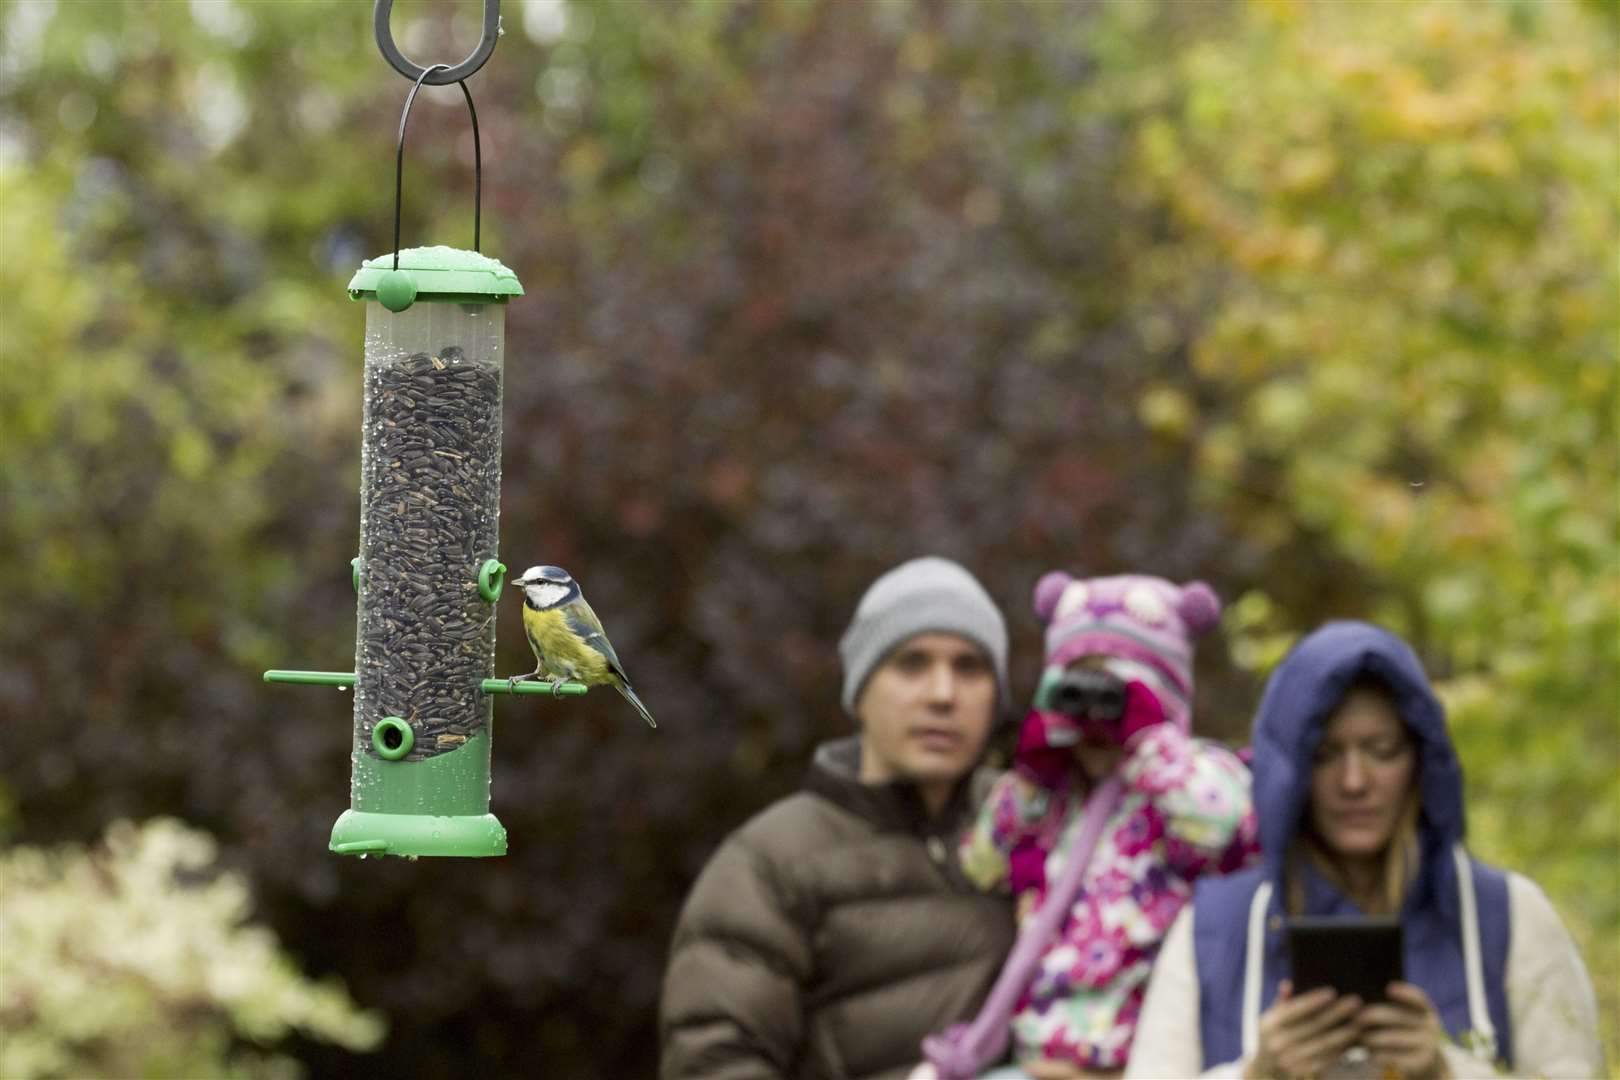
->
xmin=563 ymin=597 xmax=629 ymax=681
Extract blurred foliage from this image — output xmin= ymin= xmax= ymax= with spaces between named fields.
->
xmin=0 ymin=818 xmax=383 ymax=1078
xmin=1108 ymin=0 xmax=1620 ymax=1047
xmin=0 ymin=0 xmax=1613 ymax=1073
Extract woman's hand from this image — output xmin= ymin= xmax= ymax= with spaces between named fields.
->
xmin=1356 ymin=982 xmax=1450 ymax=1080
xmin=1244 ymin=980 xmax=1362 ymax=1080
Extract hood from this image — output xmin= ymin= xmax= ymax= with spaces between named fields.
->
xmin=1250 ymin=621 xmax=1465 ymax=904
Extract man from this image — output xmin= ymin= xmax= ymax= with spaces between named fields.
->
xmin=660 ymin=557 xmax=1017 ymax=1079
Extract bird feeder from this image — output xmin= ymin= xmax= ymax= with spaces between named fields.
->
xmin=265 ymin=1 xmax=585 ymax=858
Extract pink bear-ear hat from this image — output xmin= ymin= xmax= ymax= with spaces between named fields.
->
xmin=1177 ymin=580 xmax=1221 ymax=637
xmin=1033 ymin=570 xmax=1075 ymax=622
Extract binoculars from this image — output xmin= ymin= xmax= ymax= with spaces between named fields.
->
xmin=1040 ymin=668 xmax=1128 ymax=722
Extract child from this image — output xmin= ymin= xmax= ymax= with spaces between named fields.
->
xmin=924 ymin=572 xmax=1258 ymax=1077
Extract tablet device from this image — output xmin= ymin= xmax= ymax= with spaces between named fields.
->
xmin=1287 ymin=915 xmax=1403 ymax=1003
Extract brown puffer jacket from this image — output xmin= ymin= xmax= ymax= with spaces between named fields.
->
xmin=659 ymin=737 xmax=1015 ymax=1080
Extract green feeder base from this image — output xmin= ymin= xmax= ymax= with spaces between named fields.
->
xmin=332 ymin=726 xmax=504 ymax=858
xmin=330 ymin=809 xmax=507 ymax=858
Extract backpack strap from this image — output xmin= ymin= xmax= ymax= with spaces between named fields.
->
xmin=1453 ymin=843 xmax=1498 ymax=1063
xmin=1240 ymin=879 xmax=1273 ymax=1059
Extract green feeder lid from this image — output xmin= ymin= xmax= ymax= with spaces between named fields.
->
xmin=348 ymin=246 xmax=524 ymax=312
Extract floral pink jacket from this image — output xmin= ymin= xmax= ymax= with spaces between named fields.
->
xmin=959 ymin=726 xmax=1258 ymax=1070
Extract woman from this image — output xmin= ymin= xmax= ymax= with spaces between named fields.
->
xmin=1126 ymin=621 xmax=1604 ymax=1078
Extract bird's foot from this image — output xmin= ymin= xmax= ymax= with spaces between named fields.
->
xmin=508 ymin=672 xmax=535 ymax=692
xmin=548 ymin=677 xmax=567 ymax=698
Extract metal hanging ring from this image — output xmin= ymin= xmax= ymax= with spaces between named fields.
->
xmin=374 ymin=0 xmax=500 ymax=86
xmin=392 ymin=63 xmax=483 ymax=266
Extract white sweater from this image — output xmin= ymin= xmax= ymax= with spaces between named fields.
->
xmin=1125 ymin=872 xmax=1605 ymax=1079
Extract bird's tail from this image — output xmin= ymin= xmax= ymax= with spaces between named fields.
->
xmin=616 ymin=681 xmax=657 ymax=729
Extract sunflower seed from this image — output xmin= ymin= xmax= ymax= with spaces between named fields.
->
xmin=355 ymin=345 xmax=502 ymax=761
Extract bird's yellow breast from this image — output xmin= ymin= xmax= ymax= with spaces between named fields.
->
xmin=521 ymin=606 xmax=612 ymax=683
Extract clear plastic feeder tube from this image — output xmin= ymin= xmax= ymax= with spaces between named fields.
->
xmin=357 ymin=299 xmax=504 ymax=761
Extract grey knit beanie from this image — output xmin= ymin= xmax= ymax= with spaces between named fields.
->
xmin=838 ymin=556 xmax=1010 ymax=716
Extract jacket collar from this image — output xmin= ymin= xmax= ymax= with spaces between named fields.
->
xmin=804 ymin=735 xmax=983 ymax=835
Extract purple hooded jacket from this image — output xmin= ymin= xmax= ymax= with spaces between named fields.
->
xmin=1190 ymin=621 xmax=1513 ymax=1068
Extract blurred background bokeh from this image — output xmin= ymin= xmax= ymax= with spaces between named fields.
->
xmin=1 ymin=0 xmax=1614 ymax=1075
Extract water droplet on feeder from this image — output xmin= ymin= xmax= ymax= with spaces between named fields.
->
xmin=407 ymin=854 xmax=419 ymax=862
xmin=359 ymin=853 xmax=368 ymax=860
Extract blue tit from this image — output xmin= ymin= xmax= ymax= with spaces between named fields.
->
xmin=509 ymin=565 xmax=657 ymax=729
